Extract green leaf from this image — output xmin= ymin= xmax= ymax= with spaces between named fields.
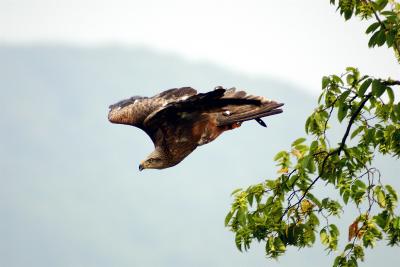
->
xmin=231 ymin=188 xmax=242 ymax=196
xmin=309 ymin=140 xmax=318 ymax=153
xmin=320 ymin=229 xmax=329 ymax=245
xmin=368 ymin=30 xmax=380 ymax=47
xmin=376 ymin=0 xmax=389 ymax=10
xmin=358 ymin=78 xmax=372 ymax=96
xmin=377 ymin=191 xmax=386 ymax=208
xmin=235 ymin=234 xmax=243 ymax=251
xmin=307 ymin=193 xmax=322 ymax=208
xmin=307 ymin=157 xmax=316 ymax=173
xmin=343 ymin=190 xmax=350 ymax=204
xmin=345 ymin=66 xmax=357 ymax=73
xmin=225 ymin=211 xmax=234 ymax=226
xmin=247 ymin=193 xmax=254 ymax=207
xmin=338 ymin=90 xmax=351 ymax=105
xmin=381 ymin=11 xmax=396 ymax=16
xmin=386 ymin=30 xmax=396 ymax=47
xmin=351 ymin=126 xmax=365 ymax=139
xmin=372 ymin=80 xmax=386 ymax=97
xmin=333 ymin=256 xmax=340 ymax=267
xmin=396 ymin=104 xmax=400 ymax=121
xmin=338 ymin=103 xmax=349 ymax=122
xmin=274 ymin=237 xmax=286 ymax=251
xmin=301 ymin=155 xmax=312 ymax=169
xmin=387 ymin=87 xmax=395 ymax=104
xmin=330 ymin=224 xmax=339 ymax=236
xmin=274 ymin=151 xmax=287 ymax=161
xmin=322 ymin=76 xmax=330 ymax=89
xmin=237 ymin=207 xmax=246 ymax=226
xmin=305 ymin=116 xmax=311 ymax=134
xmin=346 ymin=74 xmax=355 ymax=85
xmin=366 ymin=22 xmax=381 ymax=34
xmin=393 ymin=217 xmax=400 ymax=229
xmin=385 ymin=185 xmax=398 ymax=201
xmin=344 ymin=9 xmax=353 ymax=20
xmin=376 ymin=30 xmax=386 ymax=47
xmin=354 ymin=180 xmax=367 ymax=189
xmin=318 ymin=92 xmax=325 ymax=104
xmin=332 ymin=75 xmax=343 ymax=84
xmin=344 ymin=243 xmax=354 ymax=251
xmin=354 ymin=190 xmax=366 ymax=204
xmin=292 ymin=137 xmax=306 ymax=147
xmin=374 ymin=212 xmax=389 ymax=229
xmin=348 ymin=257 xmax=358 ymax=267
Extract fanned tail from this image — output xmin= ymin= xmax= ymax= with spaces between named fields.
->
xmin=216 ymin=101 xmax=284 ymax=127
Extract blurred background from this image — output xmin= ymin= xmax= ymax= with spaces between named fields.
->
xmin=0 ymin=1 xmax=399 ymax=266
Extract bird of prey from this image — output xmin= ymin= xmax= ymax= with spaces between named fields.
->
xmin=108 ymin=87 xmax=283 ymax=170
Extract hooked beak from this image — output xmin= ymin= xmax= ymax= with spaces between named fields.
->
xmin=139 ymin=164 xmax=144 ymax=171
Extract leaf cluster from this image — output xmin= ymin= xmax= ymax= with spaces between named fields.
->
xmin=331 ymin=0 xmax=400 ymax=59
xmin=226 ymin=67 xmax=400 ymax=266
xmin=225 ymin=2 xmax=400 ymax=266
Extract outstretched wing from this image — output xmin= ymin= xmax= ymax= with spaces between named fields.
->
xmin=108 ymin=87 xmax=197 ymax=130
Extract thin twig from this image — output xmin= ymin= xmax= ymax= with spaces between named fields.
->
xmin=280 ymin=94 xmax=373 ymax=221
xmin=338 ymin=93 xmax=373 ymax=155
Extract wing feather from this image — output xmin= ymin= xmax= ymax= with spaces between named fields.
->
xmin=143 ymin=88 xmax=261 ymax=127
xmin=108 ymin=87 xmax=197 ymax=142
xmin=155 ymin=87 xmax=197 ymax=99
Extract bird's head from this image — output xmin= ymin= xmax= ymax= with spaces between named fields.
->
xmin=139 ymin=150 xmax=167 ymax=171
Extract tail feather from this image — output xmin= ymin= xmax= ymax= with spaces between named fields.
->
xmin=217 ymin=102 xmax=284 ymax=126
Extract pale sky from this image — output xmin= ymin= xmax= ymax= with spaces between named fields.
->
xmin=1 ymin=0 xmax=399 ymax=93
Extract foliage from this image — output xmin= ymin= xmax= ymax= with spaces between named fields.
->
xmin=332 ymin=0 xmax=400 ymax=59
xmin=225 ymin=1 xmax=400 ymax=266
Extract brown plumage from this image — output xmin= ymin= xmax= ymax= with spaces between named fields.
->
xmin=108 ymin=87 xmax=284 ymax=170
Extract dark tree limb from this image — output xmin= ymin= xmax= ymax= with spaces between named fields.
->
xmin=280 ymin=93 xmax=373 ymax=221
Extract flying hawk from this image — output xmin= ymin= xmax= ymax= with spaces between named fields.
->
xmin=108 ymin=87 xmax=283 ymax=170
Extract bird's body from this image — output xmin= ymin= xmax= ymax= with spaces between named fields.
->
xmin=108 ymin=87 xmax=283 ymax=170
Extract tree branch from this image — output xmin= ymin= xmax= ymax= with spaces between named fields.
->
xmin=338 ymin=93 xmax=373 ymax=155
xmin=382 ymin=80 xmax=400 ymax=86
xmin=367 ymin=0 xmax=400 ymax=56
xmin=280 ymin=93 xmax=373 ymax=221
